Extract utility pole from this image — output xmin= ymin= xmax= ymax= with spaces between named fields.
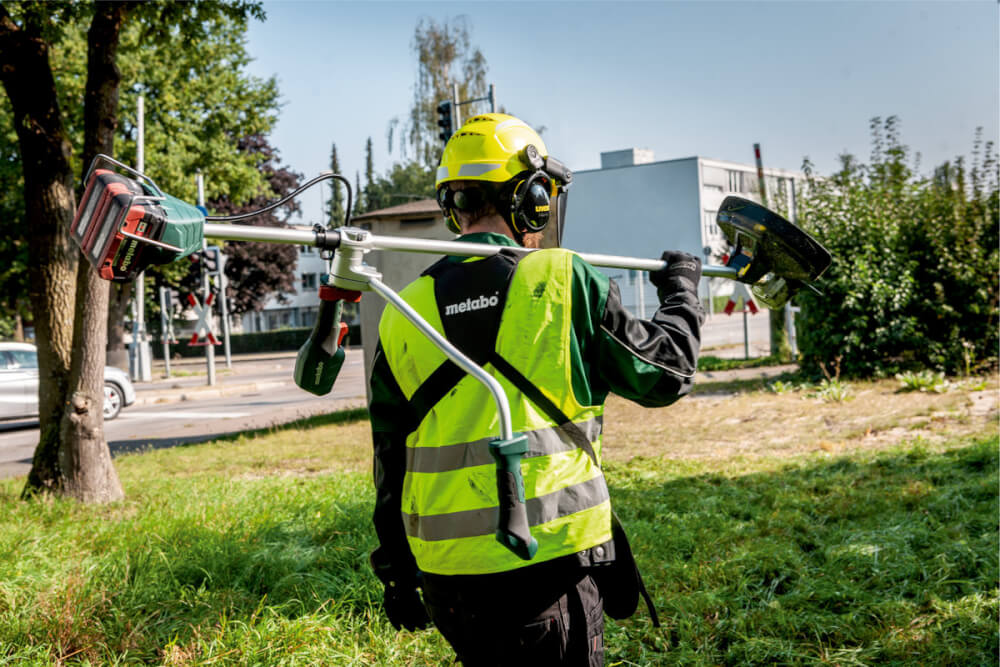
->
xmin=130 ymin=95 xmax=153 ymax=382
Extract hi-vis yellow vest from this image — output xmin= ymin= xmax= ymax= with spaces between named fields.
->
xmin=378 ymin=248 xmax=613 ymax=576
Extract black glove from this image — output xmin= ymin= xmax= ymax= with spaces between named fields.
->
xmin=382 ymin=582 xmax=431 ymax=631
xmin=649 ymin=250 xmax=702 ymax=300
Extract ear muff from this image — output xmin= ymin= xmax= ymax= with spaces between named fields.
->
xmin=507 ymin=172 xmax=552 ymax=234
xmin=438 ymin=186 xmax=491 ymax=234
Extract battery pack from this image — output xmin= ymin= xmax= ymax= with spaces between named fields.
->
xmin=70 ymin=155 xmax=206 ymax=282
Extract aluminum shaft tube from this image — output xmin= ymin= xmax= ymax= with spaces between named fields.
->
xmin=204 ymin=222 xmax=737 ymax=278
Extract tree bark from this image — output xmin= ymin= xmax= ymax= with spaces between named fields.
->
xmin=56 ymin=1 xmax=130 ymax=503
xmin=106 ymin=282 xmax=132 ymax=371
xmin=0 ymin=6 xmax=79 ymax=495
xmin=769 ymin=307 xmax=792 ymax=360
xmin=2 ymin=3 xmax=131 ymax=501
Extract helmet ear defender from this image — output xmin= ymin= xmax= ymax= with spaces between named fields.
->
xmin=506 ymin=171 xmax=552 ymax=235
xmin=436 ymin=135 xmax=568 ymax=238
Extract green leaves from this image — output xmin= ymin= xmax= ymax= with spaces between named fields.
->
xmin=797 ymin=117 xmax=999 ymax=378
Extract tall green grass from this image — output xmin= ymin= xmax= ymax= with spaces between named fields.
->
xmin=0 ymin=429 xmax=995 ymax=665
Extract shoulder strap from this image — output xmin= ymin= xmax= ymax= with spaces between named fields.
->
xmin=404 ymin=249 xmax=522 ymax=426
xmin=488 ymin=353 xmax=600 ymax=469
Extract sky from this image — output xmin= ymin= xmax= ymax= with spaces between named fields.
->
xmin=244 ymin=1 xmax=999 ymax=224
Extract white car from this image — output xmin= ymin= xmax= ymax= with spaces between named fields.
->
xmin=0 ymin=342 xmax=136 ymax=420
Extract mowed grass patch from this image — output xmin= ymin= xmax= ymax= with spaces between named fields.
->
xmin=604 ymin=374 xmax=998 ymax=463
xmin=0 ymin=375 xmax=996 ymax=664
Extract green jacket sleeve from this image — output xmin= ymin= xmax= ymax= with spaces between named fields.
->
xmin=570 ymin=255 xmax=705 ymax=408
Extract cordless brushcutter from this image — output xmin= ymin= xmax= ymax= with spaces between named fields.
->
xmin=71 ymin=154 xmax=831 ymax=560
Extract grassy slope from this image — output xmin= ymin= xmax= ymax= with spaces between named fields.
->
xmin=0 ymin=378 xmax=996 ymax=666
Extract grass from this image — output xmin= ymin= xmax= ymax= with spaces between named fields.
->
xmin=0 ymin=375 xmax=996 ymax=665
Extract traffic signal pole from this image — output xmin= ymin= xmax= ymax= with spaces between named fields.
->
xmin=217 ymin=251 xmax=232 ymax=369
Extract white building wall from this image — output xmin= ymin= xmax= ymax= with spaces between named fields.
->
xmin=563 ymin=155 xmax=804 ymax=318
xmin=563 ymin=158 xmax=704 ymax=318
xmin=240 ymin=233 xmax=330 ymax=333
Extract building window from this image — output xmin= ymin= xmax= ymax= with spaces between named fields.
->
xmin=703 ymin=211 xmax=722 ymax=240
xmin=301 ymin=273 xmax=317 ymax=290
xmin=300 ymin=306 xmax=319 ymax=328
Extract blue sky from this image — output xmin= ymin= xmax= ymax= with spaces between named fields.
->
xmin=245 ymin=1 xmax=999 ymax=224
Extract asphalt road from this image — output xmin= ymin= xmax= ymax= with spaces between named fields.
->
xmin=0 ymin=350 xmax=366 ymax=479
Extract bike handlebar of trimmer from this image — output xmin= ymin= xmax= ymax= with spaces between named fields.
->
xmin=202 ymin=223 xmax=739 ymax=279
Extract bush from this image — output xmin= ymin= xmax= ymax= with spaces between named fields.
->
xmin=796 ymin=118 xmax=998 ymax=378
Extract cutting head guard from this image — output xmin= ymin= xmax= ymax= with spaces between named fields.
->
xmin=435 ymin=113 xmax=571 ymax=239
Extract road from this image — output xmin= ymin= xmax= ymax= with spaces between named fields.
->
xmin=0 ymin=311 xmax=777 ymax=480
xmin=0 ymin=350 xmax=366 ymax=479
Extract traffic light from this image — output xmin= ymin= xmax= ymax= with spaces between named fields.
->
xmin=437 ymin=100 xmax=453 ymax=144
xmin=202 ymin=246 xmax=220 ymax=275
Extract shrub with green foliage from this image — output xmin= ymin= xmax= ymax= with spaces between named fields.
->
xmin=796 ymin=117 xmax=998 ymax=377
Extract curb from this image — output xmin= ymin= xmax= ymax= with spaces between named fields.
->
xmin=132 ymin=380 xmax=292 ymax=406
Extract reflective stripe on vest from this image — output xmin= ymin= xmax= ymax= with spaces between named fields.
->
xmin=379 ymin=249 xmax=612 ymax=575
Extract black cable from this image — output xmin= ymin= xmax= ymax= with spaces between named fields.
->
xmin=204 ymin=173 xmax=354 ymax=228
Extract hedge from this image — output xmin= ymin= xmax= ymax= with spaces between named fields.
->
xmin=152 ymin=324 xmax=362 ymax=359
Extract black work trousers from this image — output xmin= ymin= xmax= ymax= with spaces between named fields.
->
xmin=421 ymin=563 xmax=604 ymax=667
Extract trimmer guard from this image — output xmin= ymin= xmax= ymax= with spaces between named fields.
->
xmin=717 ymin=196 xmax=832 ymax=307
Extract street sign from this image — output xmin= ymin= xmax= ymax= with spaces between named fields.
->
xmin=187 ymin=292 xmax=220 ymax=346
xmin=724 ymin=281 xmax=758 ymax=315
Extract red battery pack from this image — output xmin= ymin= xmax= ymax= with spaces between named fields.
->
xmin=92 ymin=194 xmax=168 ymax=282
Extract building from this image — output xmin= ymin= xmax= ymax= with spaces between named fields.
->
xmin=239 ymin=227 xmax=333 ymax=333
xmin=563 ymin=149 xmax=805 ymax=317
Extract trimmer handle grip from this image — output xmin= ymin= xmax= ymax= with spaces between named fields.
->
xmin=293 ymin=286 xmax=361 ymax=396
xmin=489 ymin=434 xmax=538 ymax=561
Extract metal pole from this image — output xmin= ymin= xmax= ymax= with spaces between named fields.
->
xmin=202 ymin=223 xmax=742 ymax=280
xmin=753 ymin=142 xmax=768 ymax=207
xmin=785 ymin=178 xmax=799 ymax=354
xmin=743 ymin=307 xmax=750 ymax=360
xmin=218 ymin=251 xmax=232 ymax=369
xmin=452 ymin=83 xmax=461 ymax=130
xmin=637 ymin=273 xmax=646 ymax=318
xmin=489 ymin=83 xmax=496 ymax=113
xmin=159 ymin=286 xmax=171 ymax=378
xmin=197 ymin=172 xmax=216 ymax=386
xmin=131 ymin=95 xmax=153 ymax=382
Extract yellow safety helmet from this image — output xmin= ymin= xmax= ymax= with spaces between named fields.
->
xmin=436 ymin=113 xmax=571 ymax=237
xmin=436 ymin=113 xmax=550 ymax=189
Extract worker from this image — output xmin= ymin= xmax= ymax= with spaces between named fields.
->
xmin=368 ymin=113 xmax=705 ymax=666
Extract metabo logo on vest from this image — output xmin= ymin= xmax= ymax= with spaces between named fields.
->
xmin=444 ymin=292 xmax=499 ymax=316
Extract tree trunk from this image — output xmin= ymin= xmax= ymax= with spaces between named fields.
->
xmin=769 ymin=307 xmax=792 ymax=360
xmin=59 ymin=257 xmax=122 ymax=502
xmin=0 ymin=7 xmax=79 ymax=495
xmin=106 ymin=282 xmax=132 ymax=371
xmin=1 ymin=3 xmax=131 ymax=501
xmin=56 ymin=1 xmax=131 ymax=502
